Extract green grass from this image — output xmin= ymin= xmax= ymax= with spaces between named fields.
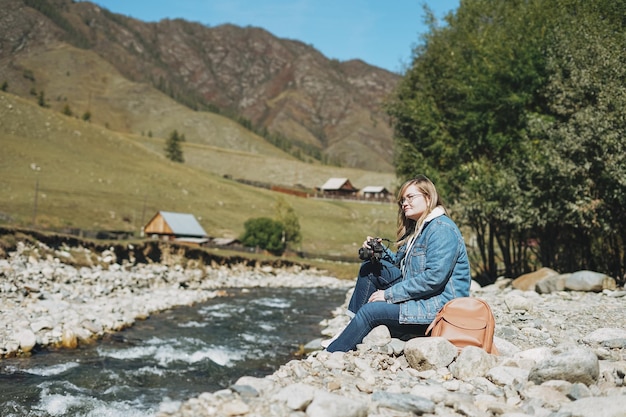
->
xmin=0 ymin=90 xmax=398 ymax=260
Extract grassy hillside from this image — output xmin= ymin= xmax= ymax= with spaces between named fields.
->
xmin=0 ymin=91 xmax=398 ymax=260
xmin=8 ymin=43 xmax=398 ymax=190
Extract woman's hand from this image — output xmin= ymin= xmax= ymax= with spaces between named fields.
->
xmin=363 ymin=236 xmax=380 ymax=248
xmin=368 ymin=289 xmax=386 ymax=303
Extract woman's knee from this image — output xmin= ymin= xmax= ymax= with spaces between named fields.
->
xmin=358 ymin=261 xmax=381 ymax=278
xmin=357 ymin=302 xmax=389 ymax=324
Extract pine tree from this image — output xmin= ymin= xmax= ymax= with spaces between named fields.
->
xmin=37 ymin=90 xmax=46 ymax=107
xmin=164 ymin=130 xmax=185 ymax=163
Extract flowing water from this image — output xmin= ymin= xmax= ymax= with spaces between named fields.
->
xmin=0 ymin=286 xmax=347 ymax=417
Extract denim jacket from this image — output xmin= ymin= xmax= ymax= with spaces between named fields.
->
xmin=382 ymin=214 xmax=471 ymax=324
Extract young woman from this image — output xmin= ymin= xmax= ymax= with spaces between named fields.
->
xmin=325 ymin=175 xmax=471 ymax=352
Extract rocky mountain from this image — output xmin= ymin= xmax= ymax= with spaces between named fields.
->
xmin=0 ymin=0 xmax=401 ymax=171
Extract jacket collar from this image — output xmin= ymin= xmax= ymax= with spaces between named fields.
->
xmin=415 ymin=205 xmax=446 ymax=237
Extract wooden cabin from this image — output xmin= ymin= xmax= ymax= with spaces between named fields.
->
xmin=318 ymin=178 xmax=359 ymax=198
xmin=143 ymin=211 xmax=208 ymax=245
xmin=361 ymin=185 xmax=393 ymax=201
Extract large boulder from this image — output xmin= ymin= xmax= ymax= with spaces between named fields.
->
xmin=528 ymin=345 xmax=599 ymax=386
xmin=565 ymin=270 xmax=616 ymax=292
xmin=512 ymin=267 xmax=559 ymax=291
xmin=404 ymin=337 xmax=457 ymax=370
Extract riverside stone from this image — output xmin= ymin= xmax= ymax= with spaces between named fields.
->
xmin=486 ymin=365 xmax=530 ymax=386
xmin=61 ymin=328 xmax=78 ymax=349
xmin=535 ymin=274 xmax=567 ymax=294
xmin=449 ymin=346 xmax=497 ymax=380
xmin=559 ymin=395 xmax=626 ymax=417
xmin=528 ymin=346 xmax=600 ymax=386
xmin=306 ymin=390 xmax=368 ymax=417
xmin=582 ymin=327 xmax=626 ymax=345
xmin=511 ymin=267 xmax=559 ymax=291
xmin=16 ymin=329 xmax=36 ymax=352
xmin=370 ymin=391 xmax=435 ymax=414
xmin=362 ymin=323 xmax=392 ymax=347
xmin=272 ymin=383 xmax=315 ymax=410
xmin=404 ymin=336 xmax=458 ymax=370
xmin=504 ymin=291 xmax=537 ymax=312
xmin=565 ymin=270 xmax=616 ymax=292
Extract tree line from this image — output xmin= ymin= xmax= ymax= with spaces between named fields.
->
xmin=386 ymin=0 xmax=626 ymax=284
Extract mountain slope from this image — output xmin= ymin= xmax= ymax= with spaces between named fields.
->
xmin=4 ymin=42 xmax=398 ymax=189
xmin=0 ymin=0 xmax=401 ymax=171
xmin=11 ymin=42 xmax=294 ymax=159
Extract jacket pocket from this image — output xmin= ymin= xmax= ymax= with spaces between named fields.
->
xmin=406 ymin=243 xmax=427 ymax=273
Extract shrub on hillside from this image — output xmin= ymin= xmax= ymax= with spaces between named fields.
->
xmin=240 ymin=217 xmax=286 ymax=256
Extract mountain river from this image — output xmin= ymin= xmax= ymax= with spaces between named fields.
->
xmin=0 ymin=286 xmax=346 ymax=416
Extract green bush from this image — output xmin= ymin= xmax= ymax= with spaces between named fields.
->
xmin=240 ymin=217 xmax=286 ymax=256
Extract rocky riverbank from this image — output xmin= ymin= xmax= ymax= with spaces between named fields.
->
xmin=0 ymin=240 xmax=353 ymax=357
xmin=157 ymin=278 xmax=626 ymax=416
xmin=2 ymin=240 xmax=626 ymax=417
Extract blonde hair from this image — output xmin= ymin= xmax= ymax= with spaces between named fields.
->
xmin=395 ymin=175 xmax=447 ymax=246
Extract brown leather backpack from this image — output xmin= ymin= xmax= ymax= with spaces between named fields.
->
xmin=426 ymin=297 xmax=499 ymax=354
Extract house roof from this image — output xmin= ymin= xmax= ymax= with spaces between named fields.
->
xmin=320 ymin=177 xmax=358 ymax=191
xmin=158 ymin=211 xmax=208 ymax=237
xmin=212 ymin=237 xmax=240 ymax=246
xmin=361 ymin=186 xmax=390 ymax=194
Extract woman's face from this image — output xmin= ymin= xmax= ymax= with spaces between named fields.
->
xmin=399 ymin=184 xmax=429 ymax=221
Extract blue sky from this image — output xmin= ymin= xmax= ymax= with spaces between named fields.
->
xmin=86 ymin=0 xmax=459 ymax=73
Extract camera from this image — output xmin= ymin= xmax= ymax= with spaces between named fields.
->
xmin=358 ymin=238 xmax=385 ymax=263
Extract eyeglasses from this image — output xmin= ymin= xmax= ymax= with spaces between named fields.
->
xmin=399 ymin=193 xmax=423 ymax=205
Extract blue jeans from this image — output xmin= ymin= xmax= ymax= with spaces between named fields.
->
xmin=326 ymin=260 xmax=429 ymax=352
